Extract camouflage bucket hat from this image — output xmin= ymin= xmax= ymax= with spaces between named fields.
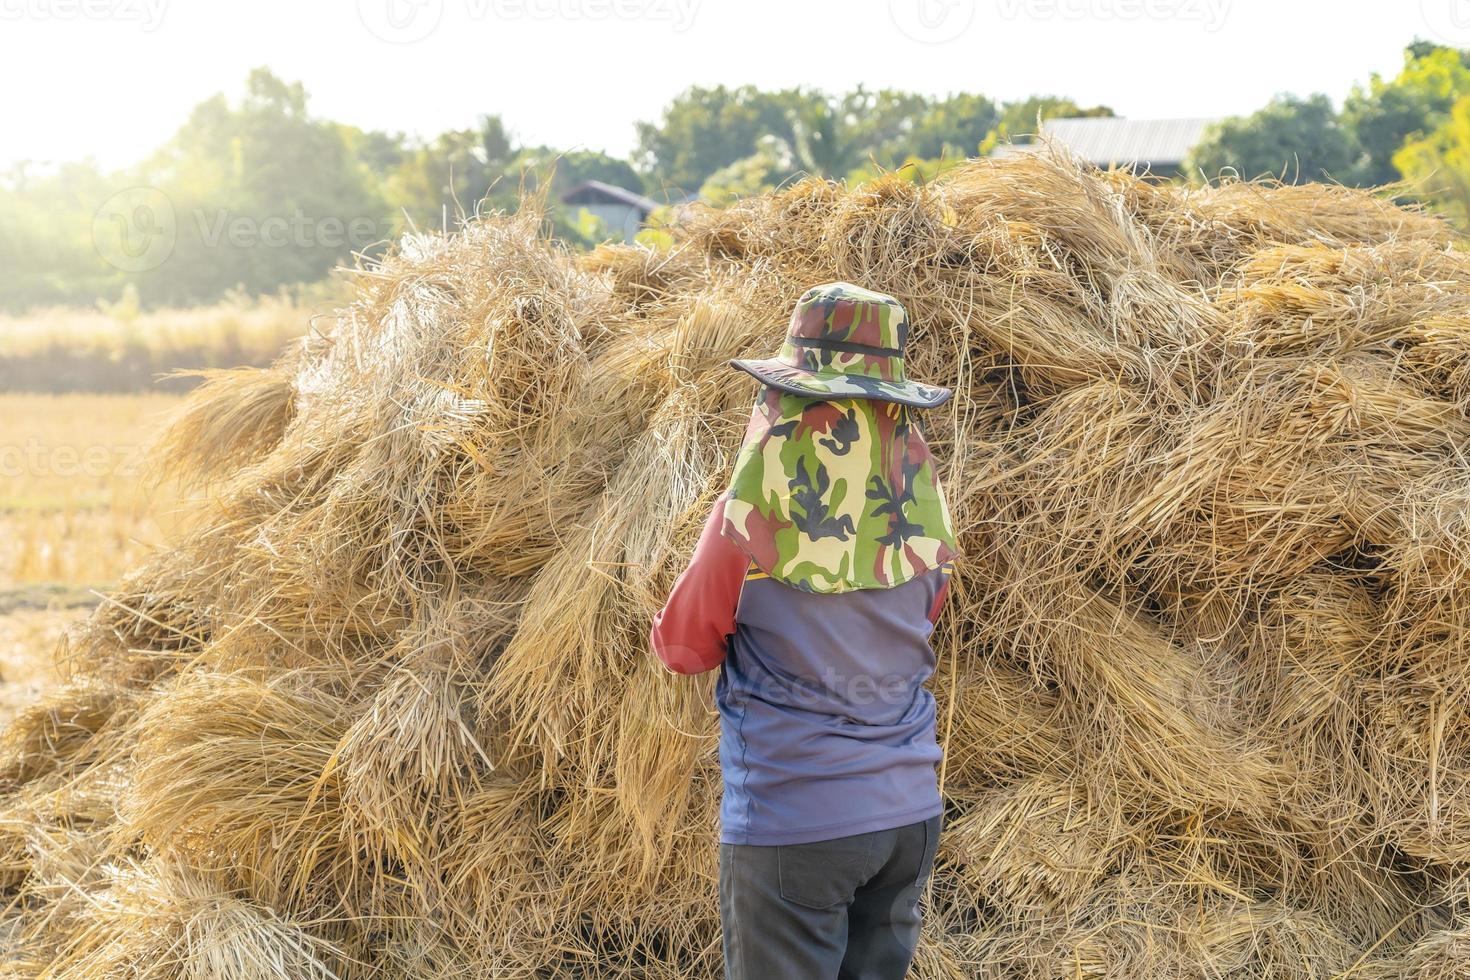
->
xmin=721 ymin=388 xmax=959 ymax=594
xmin=729 ymin=282 xmax=952 ymax=410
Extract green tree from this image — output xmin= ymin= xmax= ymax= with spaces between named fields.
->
xmin=384 ymin=129 xmax=494 ymax=229
xmin=837 ymin=88 xmax=933 ymax=170
xmin=981 ymin=96 xmax=1113 ymax=154
xmin=699 ymin=136 xmax=795 ymax=206
xmin=1342 ymin=43 xmax=1470 ymax=185
xmin=640 ymin=85 xmax=1035 ymax=188
xmin=786 ymin=98 xmax=863 ymax=178
xmin=845 ymin=154 xmax=965 ymax=187
xmin=0 ymin=159 xmax=124 ymax=309
xmin=907 ymin=93 xmax=1001 ymax=161
xmin=633 ymin=85 xmax=807 ymax=192
xmin=382 ymin=114 xmax=519 ymax=229
xmin=349 ymin=128 xmax=412 ymax=176
xmin=508 ymin=147 xmax=648 ymax=244
xmin=1185 ymin=94 xmax=1354 ymax=183
xmin=510 ymin=147 xmax=641 ymax=197
xmin=143 ymin=68 xmax=390 ymax=304
xmin=1394 ymin=94 xmax=1470 ymax=230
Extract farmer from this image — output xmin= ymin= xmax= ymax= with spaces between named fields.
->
xmin=651 ymin=282 xmax=959 ymax=980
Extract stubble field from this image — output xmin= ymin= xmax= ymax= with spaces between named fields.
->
xmin=0 ymin=393 xmax=185 ymax=721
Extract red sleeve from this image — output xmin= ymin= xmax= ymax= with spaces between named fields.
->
xmin=651 ymin=497 xmax=748 ymax=674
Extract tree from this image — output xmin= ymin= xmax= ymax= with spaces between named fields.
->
xmin=508 ymin=147 xmax=648 ymax=244
xmin=381 ymin=114 xmax=520 ymax=230
xmin=1394 ymin=94 xmax=1470 ymax=230
xmin=786 ymin=97 xmax=864 ymax=178
xmin=384 ymin=129 xmax=495 ymax=229
xmin=699 ymin=136 xmax=795 ymax=206
xmin=0 ymin=159 xmax=125 ymax=309
xmin=633 ymin=85 xmax=806 ymax=192
xmin=143 ymin=68 xmax=390 ymax=304
xmin=981 ymin=96 xmax=1113 ymax=154
xmin=845 ymin=154 xmax=965 ymax=187
xmin=479 ymin=115 xmax=515 ymax=173
xmin=906 ymin=93 xmax=1001 ymax=161
xmin=510 ymin=147 xmax=641 ymax=198
xmin=1185 ymin=94 xmax=1354 ymax=183
xmin=837 ymin=88 xmax=933 ymax=170
xmin=1342 ymin=43 xmax=1470 ymax=186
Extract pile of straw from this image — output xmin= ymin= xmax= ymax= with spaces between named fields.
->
xmin=4 ymin=152 xmax=1470 ymax=977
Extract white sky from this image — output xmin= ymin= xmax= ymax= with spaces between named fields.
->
xmin=1 ymin=0 xmax=1465 ymax=170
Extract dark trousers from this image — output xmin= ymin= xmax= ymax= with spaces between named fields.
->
xmin=719 ymin=816 xmax=940 ymax=980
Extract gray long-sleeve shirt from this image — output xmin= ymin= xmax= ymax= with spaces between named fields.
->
xmin=652 ymin=499 xmax=950 ymax=845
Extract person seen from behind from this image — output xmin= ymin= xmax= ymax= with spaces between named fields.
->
xmin=651 ymin=282 xmax=959 ymax=980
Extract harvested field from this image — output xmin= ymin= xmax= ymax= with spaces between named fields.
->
xmin=0 ymin=394 xmax=186 ymax=587
xmin=0 ymin=609 xmax=68 ymax=728
xmin=0 ymin=296 xmax=319 ymax=394
xmin=3 ymin=152 xmax=1470 ymax=977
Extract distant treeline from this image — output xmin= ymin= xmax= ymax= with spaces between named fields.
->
xmin=3 ymin=42 xmax=1468 ymax=313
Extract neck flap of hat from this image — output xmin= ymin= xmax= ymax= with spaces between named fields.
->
xmin=720 ymin=388 xmax=958 ymax=594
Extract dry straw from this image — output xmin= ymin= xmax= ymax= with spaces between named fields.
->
xmin=2 ymin=151 xmax=1469 ymax=977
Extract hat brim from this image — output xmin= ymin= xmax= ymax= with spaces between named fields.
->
xmin=729 ymin=358 xmax=953 ymax=409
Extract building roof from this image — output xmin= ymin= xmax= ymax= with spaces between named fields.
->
xmin=996 ymin=117 xmax=1220 ymax=172
xmin=559 ymin=180 xmax=661 ymax=215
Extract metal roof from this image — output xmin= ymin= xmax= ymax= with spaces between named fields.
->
xmin=997 ymin=117 xmax=1219 ymax=171
xmin=560 ymin=180 xmax=661 ymax=214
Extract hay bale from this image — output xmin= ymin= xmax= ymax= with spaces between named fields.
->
xmin=3 ymin=152 xmax=1469 ymax=977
